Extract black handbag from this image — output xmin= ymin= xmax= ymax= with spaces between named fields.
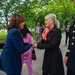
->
xmin=32 ymin=48 xmax=36 ymax=60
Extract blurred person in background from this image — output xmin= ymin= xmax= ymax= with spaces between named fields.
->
xmin=64 ymin=22 xmax=71 ymax=46
xmin=35 ymin=23 xmax=41 ymax=42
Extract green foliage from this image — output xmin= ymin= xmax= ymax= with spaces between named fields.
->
xmin=0 ymin=49 xmax=2 ymax=53
xmin=61 ymin=28 xmax=65 ymax=33
xmin=0 ymin=24 xmax=4 ymax=29
xmin=0 ymin=0 xmax=75 ymax=28
xmin=31 ymin=30 xmax=36 ymax=40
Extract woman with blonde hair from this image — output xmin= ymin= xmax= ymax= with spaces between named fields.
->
xmin=33 ymin=13 xmax=64 ymax=75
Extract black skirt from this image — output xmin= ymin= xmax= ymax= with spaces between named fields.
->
xmin=42 ymin=49 xmax=64 ymax=75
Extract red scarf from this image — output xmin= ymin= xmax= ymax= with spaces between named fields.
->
xmin=42 ymin=25 xmax=54 ymax=40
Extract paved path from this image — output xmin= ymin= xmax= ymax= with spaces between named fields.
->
xmin=22 ymin=33 xmax=68 ymax=75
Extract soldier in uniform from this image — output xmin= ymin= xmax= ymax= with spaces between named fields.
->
xmin=64 ymin=17 xmax=75 ymax=75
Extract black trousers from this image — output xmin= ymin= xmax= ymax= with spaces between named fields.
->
xmin=65 ymin=32 xmax=69 ymax=45
xmin=67 ymin=69 xmax=75 ymax=75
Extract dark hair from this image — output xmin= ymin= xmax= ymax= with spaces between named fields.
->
xmin=7 ymin=13 xmax=25 ymax=30
xmin=20 ymin=24 xmax=32 ymax=38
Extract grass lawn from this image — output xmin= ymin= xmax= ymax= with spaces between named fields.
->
xmin=0 ymin=31 xmax=7 ymax=52
xmin=0 ymin=49 xmax=2 ymax=53
xmin=0 ymin=31 xmax=7 ymax=40
xmin=0 ymin=30 xmax=36 ymax=40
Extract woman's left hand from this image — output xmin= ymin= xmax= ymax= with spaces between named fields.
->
xmin=30 ymin=41 xmax=35 ymax=45
xmin=24 ymin=52 xmax=29 ymax=57
xmin=64 ymin=56 xmax=68 ymax=65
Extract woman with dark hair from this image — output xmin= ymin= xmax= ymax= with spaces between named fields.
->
xmin=20 ymin=24 xmax=34 ymax=75
xmin=0 ymin=13 xmax=34 ymax=75
xmin=20 ymin=24 xmax=32 ymax=37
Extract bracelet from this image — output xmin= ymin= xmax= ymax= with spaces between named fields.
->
xmin=66 ymin=49 xmax=70 ymax=52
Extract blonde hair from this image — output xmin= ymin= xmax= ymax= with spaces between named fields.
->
xmin=45 ymin=13 xmax=60 ymax=28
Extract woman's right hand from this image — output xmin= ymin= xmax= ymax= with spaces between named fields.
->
xmin=30 ymin=41 xmax=35 ymax=45
xmin=33 ymin=43 xmax=37 ymax=48
xmin=64 ymin=56 xmax=68 ymax=65
xmin=30 ymin=41 xmax=38 ymax=45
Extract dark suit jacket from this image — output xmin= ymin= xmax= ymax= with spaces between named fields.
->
xmin=1 ymin=28 xmax=32 ymax=74
xmin=66 ymin=20 xmax=75 ymax=72
xmin=37 ymin=26 xmax=64 ymax=75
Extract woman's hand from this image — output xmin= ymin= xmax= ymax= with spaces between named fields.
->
xmin=30 ymin=41 xmax=38 ymax=45
xmin=33 ymin=43 xmax=38 ymax=48
xmin=64 ymin=56 xmax=68 ymax=65
xmin=30 ymin=41 xmax=35 ymax=45
xmin=24 ymin=52 xmax=29 ymax=57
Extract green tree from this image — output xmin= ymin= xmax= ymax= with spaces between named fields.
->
xmin=0 ymin=0 xmax=75 ymax=28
